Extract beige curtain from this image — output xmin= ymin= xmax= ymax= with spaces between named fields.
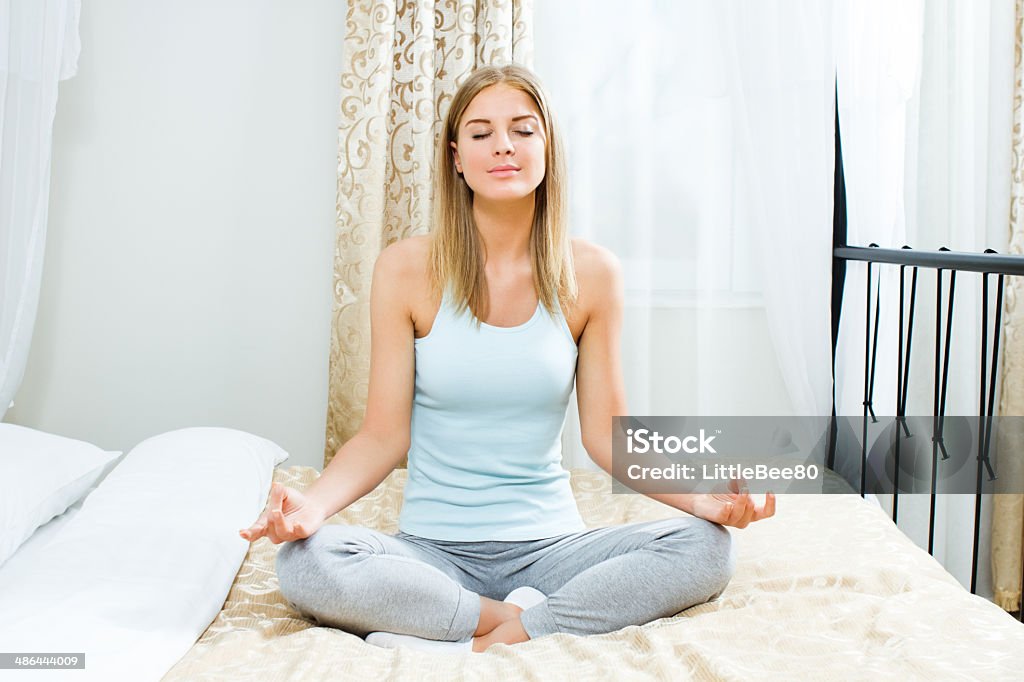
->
xmin=992 ymin=0 xmax=1024 ymax=614
xmin=324 ymin=0 xmax=534 ymax=468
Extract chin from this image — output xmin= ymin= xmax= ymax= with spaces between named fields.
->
xmin=475 ymin=192 xmax=536 ymax=204
xmin=470 ymin=184 xmax=540 ymax=202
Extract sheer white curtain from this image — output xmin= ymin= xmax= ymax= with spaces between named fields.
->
xmin=534 ymin=0 xmax=836 ymax=469
xmin=835 ymin=0 xmax=1015 ymax=596
xmin=833 ymin=0 xmax=921 ymax=423
xmin=0 ymin=0 xmax=81 ymax=421
xmin=835 ymin=0 xmax=1013 ymax=423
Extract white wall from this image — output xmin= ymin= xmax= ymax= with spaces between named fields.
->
xmin=4 ymin=0 xmax=347 ymax=469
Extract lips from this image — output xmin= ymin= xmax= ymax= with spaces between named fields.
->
xmin=489 ymin=165 xmax=521 ymax=172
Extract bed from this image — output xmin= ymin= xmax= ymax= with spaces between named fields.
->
xmin=161 ymin=465 xmax=1024 ymax=681
xmin=3 ymin=424 xmax=1023 ymax=681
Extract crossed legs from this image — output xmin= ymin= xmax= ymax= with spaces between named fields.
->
xmin=275 ymin=517 xmax=735 ymax=651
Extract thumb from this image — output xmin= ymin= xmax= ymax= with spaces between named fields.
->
xmin=239 ymin=513 xmax=268 ymax=540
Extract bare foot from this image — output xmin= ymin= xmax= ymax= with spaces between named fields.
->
xmin=473 ymin=596 xmax=523 ymax=637
xmin=472 ymin=615 xmax=531 ymax=652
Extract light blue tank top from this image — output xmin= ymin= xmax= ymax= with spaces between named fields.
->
xmin=397 ymin=287 xmax=587 ymax=541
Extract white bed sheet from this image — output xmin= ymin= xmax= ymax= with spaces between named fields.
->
xmin=0 ymin=427 xmax=286 ymax=681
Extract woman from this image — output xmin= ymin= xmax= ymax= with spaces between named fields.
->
xmin=240 ymin=64 xmax=774 ymax=654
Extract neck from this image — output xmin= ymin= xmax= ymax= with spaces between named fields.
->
xmin=472 ymin=193 xmax=535 ymax=271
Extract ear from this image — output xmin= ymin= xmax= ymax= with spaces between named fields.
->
xmin=449 ymin=140 xmax=462 ymax=174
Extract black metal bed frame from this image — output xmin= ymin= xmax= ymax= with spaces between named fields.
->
xmin=831 ymin=244 xmax=1024 ymax=622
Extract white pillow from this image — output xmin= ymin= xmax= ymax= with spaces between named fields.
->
xmin=0 ymin=426 xmax=289 ymax=682
xmin=0 ymin=423 xmax=123 ymax=567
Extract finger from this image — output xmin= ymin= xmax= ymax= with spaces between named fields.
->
xmin=241 ymin=525 xmax=264 ymax=542
xmin=270 ymin=483 xmax=284 ymax=513
xmin=733 ymin=492 xmax=755 ymax=527
xmin=267 ymin=524 xmax=281 ymax=545
xmin=239 ymin=514 xmax=268 ymax=541
xmin=267 ymin=508 xmax=286 ymax=544
xmin=721 ymin=501 xmax=735 ymax=524
xmin=730 ymin=476 xmax=751 ymax=493
xmin=725 ymin=497 xmax=744 ymax=526
xmin=746 ymin=491 xmax=773 ymax=523
xmin=273 ymin=507 xmax=294 ymax=537
xmin=244 ymin=525 xmax=267 ymax=542
xmin=739 ymin=495 xmax=757 ymax=527
xmin=756 ymin=491 xmax=777 ymax=520
xmin=727 ymin=493 xmax=746 ymax=526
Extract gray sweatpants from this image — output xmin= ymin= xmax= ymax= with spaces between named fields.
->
xmin=275 ymin=516 xmax=735 ymax=642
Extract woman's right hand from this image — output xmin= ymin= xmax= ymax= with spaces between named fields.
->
xmin=239 ymin=482 xmax=328 ymax=544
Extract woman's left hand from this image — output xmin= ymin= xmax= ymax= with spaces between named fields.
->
xmin=689 ymin=479 xmax=776 ymax=528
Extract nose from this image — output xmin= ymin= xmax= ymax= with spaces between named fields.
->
xmin=493 ymin=131 xmax=515 ymax=156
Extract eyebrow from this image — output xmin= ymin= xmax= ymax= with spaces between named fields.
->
xmin=463 ymin=114 xmax=540 ymax=127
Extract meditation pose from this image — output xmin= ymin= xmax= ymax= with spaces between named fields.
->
xmin=240 ymin=63 xmax=774 ymax=654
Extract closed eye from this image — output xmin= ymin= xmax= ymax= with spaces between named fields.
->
xmin=471 ymin=131 xmax=535 ymax=140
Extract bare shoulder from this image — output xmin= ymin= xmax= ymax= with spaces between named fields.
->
xmin=374 ymin=235 xmax=436 ymax=337
xmin=571 ymin=236 xmax=621 ymax=269
xmin=570 ymin=237 xmax=624 ymax=303
xmin=565 ymin=238 xmax=623 ymax=342
xmin=375 ymin=235 xmax=431 ymax=291
xmin=378 ymin=234 xmax=430 ymax=272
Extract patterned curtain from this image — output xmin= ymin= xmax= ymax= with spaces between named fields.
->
xmin=992 ymin=0 xmax=1024 ymax=614
xmin=324 ymin=0 xmax=534 ymax=468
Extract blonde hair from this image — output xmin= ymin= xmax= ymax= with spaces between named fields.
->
xmin=428 ymin=64 xmax=577 ymax=325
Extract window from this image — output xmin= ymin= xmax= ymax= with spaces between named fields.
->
xmin=534 ymin=0 xmax=763 ymax=305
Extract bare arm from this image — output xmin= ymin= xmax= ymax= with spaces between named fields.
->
xmin=297 ymin=240 xmax=418 ymax=520
xmin=575 ymin=243 xmax=629 ymax=477
xmin=574 ymin=242 xmax=775 ymax=527
xmin=241 ymin=240 xmax=418 ymax=544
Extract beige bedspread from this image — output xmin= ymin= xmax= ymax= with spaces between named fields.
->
xmin=162 ymin=466 xmax=1024 ymax=681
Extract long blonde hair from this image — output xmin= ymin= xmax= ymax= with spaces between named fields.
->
xmin=428 ymin=64 xmax=577 ymax=325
